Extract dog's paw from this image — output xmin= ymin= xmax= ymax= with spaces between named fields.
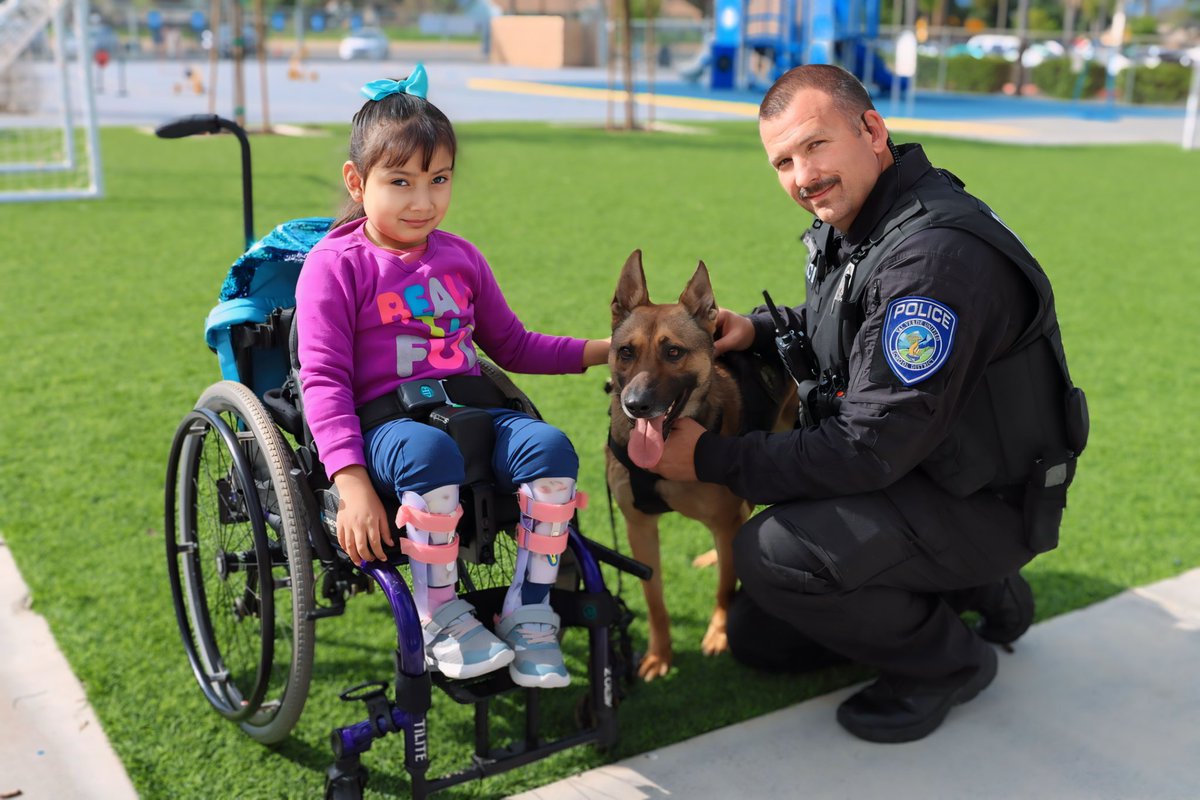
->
xmin=637 ymin=652 xmax=672 ymax=682
xmin=691 ymin=549 xmax=718 ymax=569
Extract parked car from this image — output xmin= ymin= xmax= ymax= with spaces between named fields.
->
xmin=1123 ymin=45 xmax=1194 ymax=68
xmin=1020 ymin=41 xmax=1065 ymax=68
xmin=946 ymin=36 xmax=1064 ymax=68
xmin=965 ymin=34 xmax=1021 ymax=60
xmin=339 ymin=27 xmax=389 ymax=61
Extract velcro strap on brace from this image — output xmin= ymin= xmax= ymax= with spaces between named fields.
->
xmin=395 ymin=504 xmax=463 ymax=565
xmin=516 ymin=525 xmax=571 ymax=556
xmin=514 ymin=489 xmax=588 ymax=556
xmin=516 ymin=489 xmax=589 ymax=523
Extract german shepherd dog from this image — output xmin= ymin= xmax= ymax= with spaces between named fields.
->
xmin=606 ymin=250 xmax=797 ymax=681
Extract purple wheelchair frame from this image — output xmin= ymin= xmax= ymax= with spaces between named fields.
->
xmin=320 ymin=524 xmax=643 ymax=800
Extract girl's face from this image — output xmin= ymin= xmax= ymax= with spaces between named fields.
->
xmin=343 ymin=145 xmax=453 ymax=250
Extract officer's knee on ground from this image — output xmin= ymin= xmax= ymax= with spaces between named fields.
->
xmin=727 ymin=589 xmax=850 ymax=672
xmin=726 ymin=590 xmax=793 ymax=670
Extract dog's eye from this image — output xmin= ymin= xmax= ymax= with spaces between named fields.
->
xmin=617 ymin=345 xmax=635 ymax=361
xmin=664 ymin=346 xmax=684 ymax=361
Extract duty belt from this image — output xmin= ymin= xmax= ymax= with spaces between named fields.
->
xmin=357 ymin=375 xmax=512 ymax=433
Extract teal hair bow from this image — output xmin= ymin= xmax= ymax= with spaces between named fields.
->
xmin=361 ymin=64 xmax=428 ymax=102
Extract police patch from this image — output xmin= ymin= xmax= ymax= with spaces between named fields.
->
xmin=882 ymin=296 xmax=957 ymax=385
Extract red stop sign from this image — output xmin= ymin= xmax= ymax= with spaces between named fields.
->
xmin=94 ymin=48 xmax=110 ymax=67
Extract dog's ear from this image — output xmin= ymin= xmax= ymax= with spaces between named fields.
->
xmin=612 ymin=249 xmax=651 ymax=325
xmin=680 ymin=261 xmax=718 ymax=332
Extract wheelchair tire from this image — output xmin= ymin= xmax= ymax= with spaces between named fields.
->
xmin=165 ymin=380 xmax=315 ymax=744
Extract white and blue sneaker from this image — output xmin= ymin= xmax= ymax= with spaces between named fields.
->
xmin=496 ymin=604 xmax=570 ymax=688
xmin=423 ymin=598 xmax=513 ymax=680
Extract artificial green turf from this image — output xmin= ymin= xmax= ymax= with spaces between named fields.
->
xmin=1 ymin=122 xmax=1197 ymax=798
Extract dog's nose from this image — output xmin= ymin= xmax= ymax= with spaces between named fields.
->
xmin=622 ymin=388 xmax=660 ymax=418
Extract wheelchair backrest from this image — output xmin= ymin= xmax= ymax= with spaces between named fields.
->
xmin=204 ymin=217 xmax=333 ymax=399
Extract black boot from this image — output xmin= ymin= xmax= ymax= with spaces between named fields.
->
xmin=836 ymin=644 xmax=997 ymax=744
xmin=974 ymin=573 xmax=1035 ymax=645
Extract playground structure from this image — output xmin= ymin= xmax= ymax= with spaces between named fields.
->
xmin=700 ymin=0 xmax=904 ymax=93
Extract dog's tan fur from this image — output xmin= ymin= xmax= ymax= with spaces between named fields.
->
xmin=606 ymin=250 xmax=796 ymax=681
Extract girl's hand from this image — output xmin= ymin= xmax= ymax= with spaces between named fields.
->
xmin=332 ymin=466 xmax=393 ymax=564
xmin=583 ymin=338 xmax=611 ymax=369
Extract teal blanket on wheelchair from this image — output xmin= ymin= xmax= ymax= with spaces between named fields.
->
xmin=205 ymin=217 xmax=333 ymax=396
xmin=218 ymin=216 xmax=334 ymax=302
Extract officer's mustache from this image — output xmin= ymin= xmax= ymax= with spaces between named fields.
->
xmin=798 ymin=178 xmax=838 ymax=200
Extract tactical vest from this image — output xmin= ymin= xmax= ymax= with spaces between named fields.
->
xmin=801 ymin=167 xmax=1089 ymax=553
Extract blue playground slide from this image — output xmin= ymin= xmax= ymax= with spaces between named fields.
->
xmin=705 ymin=0 xmax=908 ymax=96
xmin=848 ymin=39 xmax=909 ymax=94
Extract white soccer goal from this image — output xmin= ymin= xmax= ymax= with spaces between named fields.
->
xmin=0 ymin=0 xmax=103 ymax=202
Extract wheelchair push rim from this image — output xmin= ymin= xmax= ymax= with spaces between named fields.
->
xmin=164 ymin=380 xmax=315 ymax=742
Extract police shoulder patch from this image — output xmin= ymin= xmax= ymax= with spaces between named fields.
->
xmin=882 ymin=296 xmax=957 ymax=386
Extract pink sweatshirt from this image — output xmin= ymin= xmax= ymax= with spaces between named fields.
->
xmin=296 ymin=218 xmax=587 ymax=478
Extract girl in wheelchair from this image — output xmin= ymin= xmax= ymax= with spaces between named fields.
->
xmin=296 ymin=64 xmax=609 ymax=689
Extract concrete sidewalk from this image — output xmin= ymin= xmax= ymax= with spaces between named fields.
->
xmin=0 ymin=538 xmax=138 ymax=800
xmin=512 ymin=567 xmax=1200 ymax=800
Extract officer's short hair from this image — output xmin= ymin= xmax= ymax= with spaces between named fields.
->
xmin=759 ymin=65 xmax=875 ymax=130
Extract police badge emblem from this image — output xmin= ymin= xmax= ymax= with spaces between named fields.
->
xmin=882 ymin=296 xmax=957 ymax=385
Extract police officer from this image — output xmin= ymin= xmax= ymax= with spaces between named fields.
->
xmin=653 ymin=64 xmax=1087 ymax=743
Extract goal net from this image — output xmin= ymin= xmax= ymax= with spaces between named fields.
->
xmin=0 ymin=0 xmax=103 ymax=202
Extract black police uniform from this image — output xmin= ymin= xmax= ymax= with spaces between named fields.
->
xmin=693 ymin=143 xmax=1086 ymax=686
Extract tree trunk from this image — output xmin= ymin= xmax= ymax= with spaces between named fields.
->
xmin=1014 ymin=0 xmax=1030 ymax=92
xmin=1062 ymin=0 xmax=1078 ymax=49
xmin=620 ymin=0 xmax=635 ymax=130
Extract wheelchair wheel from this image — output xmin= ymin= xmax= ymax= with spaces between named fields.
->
xmin=165 ymin=380 xmax=315 ymax=743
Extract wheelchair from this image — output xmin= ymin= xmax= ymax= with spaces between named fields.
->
xmin=158 ymin=115 xmax=650 ymax=800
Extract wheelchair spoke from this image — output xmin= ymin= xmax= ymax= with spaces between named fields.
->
xmin=179 ymin=418 xmax=271 ymax=713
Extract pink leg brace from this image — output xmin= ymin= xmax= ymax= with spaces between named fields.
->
xmin=501 ymin=479 xmax=589 ymax=617
xmin=398 ymin=487 xmax=463 ymax=622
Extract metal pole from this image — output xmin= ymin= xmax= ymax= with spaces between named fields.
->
xmin=208 ymin=0 xmax=222 ymax=115
xmin=1183 ymin=57 xmax=1200 ymax=151
xmin=889 ymin=0 xmax=901 ymax=113
xmin=74 ymin=0 xmax=104 ymax=197
xmin=904 ymin=0 xmax=916 ymax=116
xmin=55 ymin=4 xmax=77 ymax=171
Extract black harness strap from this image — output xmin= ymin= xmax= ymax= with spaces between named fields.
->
xmin=357 ymin=374 xmax=513 ymax=433
xmin=606 ymin=434 xmax=673 ymax=516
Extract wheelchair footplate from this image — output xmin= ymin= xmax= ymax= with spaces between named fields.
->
xmin=323 ymin=532 xmax=644 ymax=800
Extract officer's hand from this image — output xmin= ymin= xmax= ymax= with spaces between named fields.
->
xmin=713 ymin=309 xmax=754 ymax=356
xmin=655 ymin=418 xmax=704 ymax=482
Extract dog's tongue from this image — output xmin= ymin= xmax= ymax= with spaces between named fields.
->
xmin=629 ymin=416 xmax=666 ymax=470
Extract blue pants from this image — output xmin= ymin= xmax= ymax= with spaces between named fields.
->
xmin=363 ymin=408 xmax=579 ymax=500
